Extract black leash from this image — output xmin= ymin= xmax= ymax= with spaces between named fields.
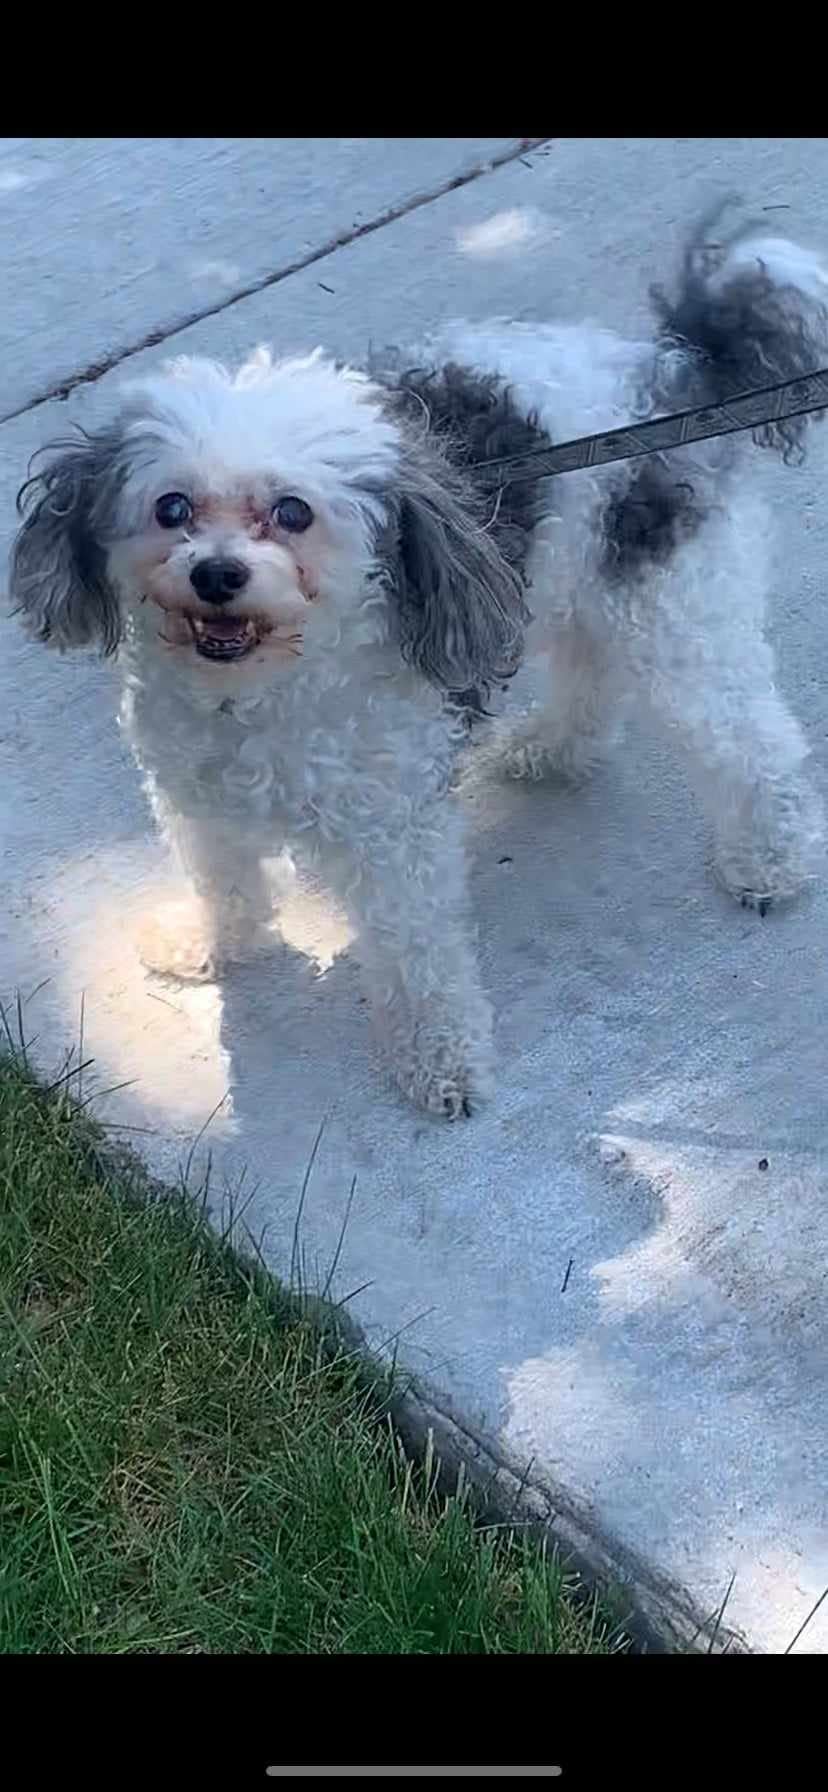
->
xmin=477 ymin=367 xmax=828 ymax=482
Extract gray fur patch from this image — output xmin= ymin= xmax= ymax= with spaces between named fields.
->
xmin=11 ymin=427 xmax=130 ymax=653
xmin=374 ymin=360 xmax=551 ymax=700
xmin=602 ymin=461 xmax=708 ymax=580
xmin=388 ymin=361 xmax=549 ymax=574
xmin=604 ymin=201 xmax=828 ymax=577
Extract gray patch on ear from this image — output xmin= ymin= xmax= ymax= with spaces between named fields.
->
xmin=374 ymin=406 xmax=544 ymax=691
xmin=10 ymin=428 xmax=127 ymax=654
xmin=388 ymin=359 xmax=550 ymax=574
xmin=374 ymin=363 xmax=546 ymax=694
xmin=390 ymin=453 xmax=529 ymax=693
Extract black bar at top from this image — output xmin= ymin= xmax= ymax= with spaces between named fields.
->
xmin=265 ymin=1769 xmax=564 ymax=1779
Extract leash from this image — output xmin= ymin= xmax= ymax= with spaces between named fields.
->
xmin=476 ymin=367 xmax=828 ymax=482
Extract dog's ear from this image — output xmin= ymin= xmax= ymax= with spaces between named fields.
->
xmin=385 ymin=445 xmax=530 ymax=694
xmin=10 ymin=434 xmax=122 ymax=654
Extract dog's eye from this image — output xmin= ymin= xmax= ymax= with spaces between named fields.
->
xmin=155 ymin=492 xmax=193 ymax=529
xmin=273 ymin=495 xmax=313 ymax=533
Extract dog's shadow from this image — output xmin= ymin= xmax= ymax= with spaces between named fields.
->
xmin=202 ymin=742 xmax=707 ymax=1265
xmin=210 ymin=718 xmax=825 ymax=1246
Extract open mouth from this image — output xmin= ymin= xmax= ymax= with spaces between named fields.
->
xmin=151 ymin=602 xmax=303 ymax=663
xmin=187 ymin=616 xmax=260 ymax=662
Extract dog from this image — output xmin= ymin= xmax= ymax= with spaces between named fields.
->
xmin=10 ymin=210 xmax=828 ymax=1117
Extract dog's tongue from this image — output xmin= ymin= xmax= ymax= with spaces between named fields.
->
xmin=202 ymin=617 xmax=248 ymax=641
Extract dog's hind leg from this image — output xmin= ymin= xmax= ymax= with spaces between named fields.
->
xmin=647 ymin=643 xmax=823 ymax=910
xmin=622 ymin=525 xmax=825 ymax=910
xmin=486 ymin=619 xmax=619 ymax=786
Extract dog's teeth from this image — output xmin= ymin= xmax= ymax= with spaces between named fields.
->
xmin=192 ymin=618 xmax=206 ymax=637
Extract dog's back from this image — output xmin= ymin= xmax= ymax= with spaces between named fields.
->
xmin=399 ymin=209 xmax=828 ymax=601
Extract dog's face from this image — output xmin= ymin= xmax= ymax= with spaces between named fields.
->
xmin=106 ymin=349 xmax=407 ymax=690
xmin=118 ymin=483 xmax=320 ymax=672
xmin=10 ymin=346 xmax=529 ymax=698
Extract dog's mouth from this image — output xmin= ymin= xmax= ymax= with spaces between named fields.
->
xmin=150 ymin=599 xmax=304 ymax=663
xmin=187 ymin=615 xmax=260 ymax=662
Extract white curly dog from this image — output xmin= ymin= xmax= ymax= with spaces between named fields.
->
xmin=11 ymin=211 xmax=828 ymax=1116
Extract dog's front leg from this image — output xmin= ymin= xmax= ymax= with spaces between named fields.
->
xmin=138 ymin=812 xmax=276 ymax=983
xmin=317 ymin=802 xmax=494 ymax=1118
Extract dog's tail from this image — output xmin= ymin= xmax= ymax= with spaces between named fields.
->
xmin=650 ymin=203 xmax=828 ymax=460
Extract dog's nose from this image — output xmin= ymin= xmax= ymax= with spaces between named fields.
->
xmin=189 ymin=556 xmax=250 ymax=605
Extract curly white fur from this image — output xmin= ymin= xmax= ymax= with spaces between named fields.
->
xmin=438 ymin=312 xmax=825 ymax=909
xmin=10 ymin=221 xmax=827 ymax=1115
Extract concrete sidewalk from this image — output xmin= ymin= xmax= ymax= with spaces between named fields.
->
xmin=2 ymin=137 xmax=827 ymax=1653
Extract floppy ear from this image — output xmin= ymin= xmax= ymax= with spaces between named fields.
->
xmin=10 ymin=434 xmax=122 ymax=653
xmin=386 ymin=444 xmax=531 ymax=695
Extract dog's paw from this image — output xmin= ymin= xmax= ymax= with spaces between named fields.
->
xmin=714 ymin=845 xmax=818 ymax=913
xmin=737 ymin=889 xmax=773 ymax=917
xmin=404 ymin=1065 xmax=479 ymax=1120
xmin=434 ymin=1076 xmax=476 ymax=1122
xmin=716 ymin=866 xmax=810 ymax=915
xmin=392 ymin=1044 xmax=494 ymax=1121
xmin=369 ymin=986 xmax=494 ymax=1120
xmin=484 ymin=727 xmax=600 ymax=788
xmin=714 ymin=784 xmax=824 ymax=913
xmin=135 ymin=901 xmax=217 ymax=984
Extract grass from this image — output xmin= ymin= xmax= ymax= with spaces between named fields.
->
xmin=0 ymin=1047 xmax=629 ymax=1654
